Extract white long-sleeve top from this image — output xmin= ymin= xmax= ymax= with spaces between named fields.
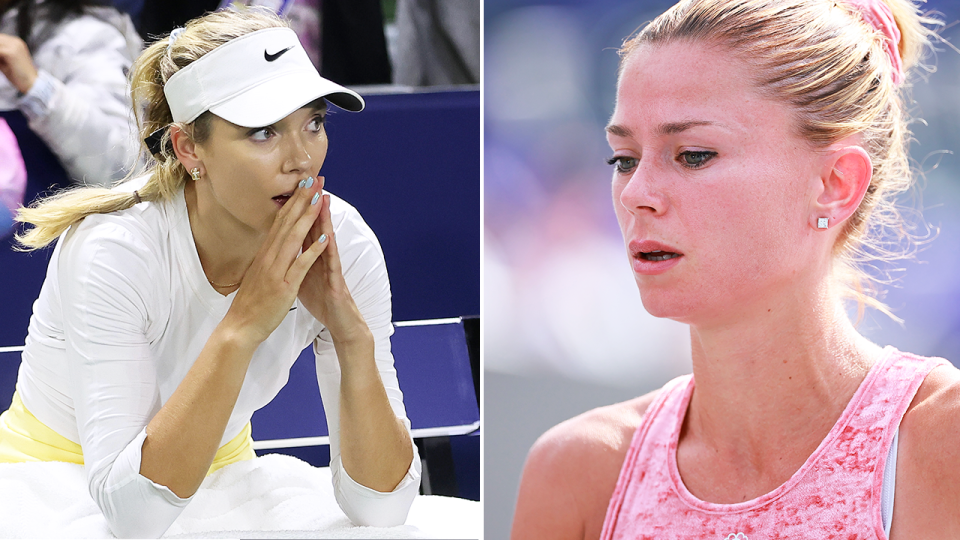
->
xmin=15 ymin=181 xmax=421 ymax=538
xmin=0 ymin=4 xmax=142 ymax=185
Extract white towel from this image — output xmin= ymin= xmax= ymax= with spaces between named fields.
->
xmin=0 ymin=454 xmax=479 ymax=539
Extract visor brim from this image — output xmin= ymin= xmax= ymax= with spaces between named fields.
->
xmin=209 ymin=70 xmax=364 ymax=128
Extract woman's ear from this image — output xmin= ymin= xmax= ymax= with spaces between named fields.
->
xmin=811 ymin=145 xmax=872 ymax=230
xmin=170 ymin=125 xmax=204 ymax=175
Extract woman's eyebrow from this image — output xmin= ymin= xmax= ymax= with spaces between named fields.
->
xmin=606 ymin=120 xmax=725 ymax=138
xmin=656 ymin=120 xmax=715 ymax=136
xmin=606 ymin=123 xmax=632 ymax=138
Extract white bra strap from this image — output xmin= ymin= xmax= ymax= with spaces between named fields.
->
xmin=880 ymin=426 xmax=899 ymax=537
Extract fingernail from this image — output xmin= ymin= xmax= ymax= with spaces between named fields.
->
xmin=311 ymin=192 xmax=320 ymax=205
xmin=305 ymin=176 xmax=314 ymax=188
xmin=318 ymin=233 xmax=327 ymax=243
xmin=298 ymin=179 xmax=306 ymax=189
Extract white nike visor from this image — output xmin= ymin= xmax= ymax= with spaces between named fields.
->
xmin=163 ymin=27 xmax=364 ymax=127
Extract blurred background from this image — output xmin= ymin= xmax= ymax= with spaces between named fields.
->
xmin=484 ymin=0 xmax=960 ymax=538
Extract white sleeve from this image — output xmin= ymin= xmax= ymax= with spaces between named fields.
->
xmin=17 ymin=16 xmax=141 ymax=185
xmin=312 ymin=206 xmax=421 ymax=527
xmin=58 ymin=220 xmax=190 ymax=539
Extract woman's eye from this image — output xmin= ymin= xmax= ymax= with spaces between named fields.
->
xmin=250 ymin=127 xmax=274 ymax=141
xmin=606 ymin=156 xmax=639 ymax=174
xmin=307 ymin=115 xmax=326 ymax=132
xmin=677 ymin=151 xmax=716 ymax=169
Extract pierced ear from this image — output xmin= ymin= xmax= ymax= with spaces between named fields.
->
xmin=170 ymin=124 xmax=202 ymax=173
xmin=812 ymin=146 xmax=872 ymax=230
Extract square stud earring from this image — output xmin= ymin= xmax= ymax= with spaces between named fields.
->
xmin=818 ymin=218 xmax=829 ymax=229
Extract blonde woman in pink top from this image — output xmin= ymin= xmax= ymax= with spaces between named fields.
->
xmin=512 ymin=0 xmax=960 ymax=538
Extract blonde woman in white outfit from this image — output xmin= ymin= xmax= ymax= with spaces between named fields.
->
xmin=0 ymin=9 xmax=420 ymax=538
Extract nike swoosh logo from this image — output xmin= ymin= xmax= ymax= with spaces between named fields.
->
xmin=265 ymin=46 xmax=294 ymax=62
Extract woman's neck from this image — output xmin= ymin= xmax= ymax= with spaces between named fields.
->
xmin=682 ymin=280 xmax=883 ymax=477
xmin=183 ymin=181 xmax=263 ymax=291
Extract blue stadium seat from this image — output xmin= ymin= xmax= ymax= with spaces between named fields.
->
xmin=0 ymin=317 xmax=481 ymax=499
xmin=251 ymin=318 xmax=479 ymax=449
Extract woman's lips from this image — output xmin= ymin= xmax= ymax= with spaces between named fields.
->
xmin=272 ymin=194 xmax=291 ymax=208
xmin=640 ymin=250 xmax=681 ymax=262
xmin=628 ymin=240 xmax=684 ymax=275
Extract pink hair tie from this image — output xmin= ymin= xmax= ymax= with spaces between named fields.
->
xmin=844 ymin=0 xmax=904 ymax=85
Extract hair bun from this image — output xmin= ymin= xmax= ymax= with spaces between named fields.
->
xmin=843 ymin=0 xmax=904 ymax=84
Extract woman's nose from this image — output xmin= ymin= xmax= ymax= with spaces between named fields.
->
xmin=617 ymin=162 xmax=666 ymax=216
xmin=283 ymin=135 xmax=313 ymax=174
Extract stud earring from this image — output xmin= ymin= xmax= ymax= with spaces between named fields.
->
xmin=817 ymin=217 xmax=829 ymax=229
xmin=190 ymin=167 xmax=201 ymax=181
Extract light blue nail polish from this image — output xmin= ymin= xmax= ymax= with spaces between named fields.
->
xmin=305 ymin=176 xmax=314 ymax=188
xmin=311 ymin=192 xmax=320 ymax=205
xmin=298 ymin=179 xmax=306 ymax=189
xmin=318 ymin=233 xmax=327 ymax=243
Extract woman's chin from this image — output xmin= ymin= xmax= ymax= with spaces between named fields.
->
xmin=637 ymin=288 xmax=701 ymax=324
xmin=638 ymin=293 xmax=681 ymax=320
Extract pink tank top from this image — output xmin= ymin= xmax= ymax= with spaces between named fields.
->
xmin=600 ymin=347 xmax=947 ymax=539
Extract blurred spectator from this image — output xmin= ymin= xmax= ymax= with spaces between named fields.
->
xmin=218 ymin=0 xmax=320 ymax=69
xmin=143 ymin=0 xmax=388 ymax=85
xmin=394 ymin=0 xmax=479 ymax=86
xmin=285 ymin=0 xmax=319 ymax=68
xmin=0 ymin=117 xmax=25 ymax=237
xmin=321 ymin=0 xmax=391 ymax=84
xmin=109 ymin=0 xmax=141 ymax=27
xmin=0 ymin=0 xmax=141 ymax=205
xmin=138 ymin=0 xmax=217 ymax=41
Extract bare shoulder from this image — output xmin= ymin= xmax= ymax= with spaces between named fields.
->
xmin=901 ymin=361 xmax=960 ymax=468
xmin=892 ymin=362 xmax=960 ymax=537
xmin=533 ymin=390 xmax=657 ymax=466
xmin=511 ymin=389 xmax=660 ymax=540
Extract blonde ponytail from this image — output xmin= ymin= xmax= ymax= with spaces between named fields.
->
xmin=14 ymin=8 xmax=287 ymax=251
xmin=16 ymin=187 xmax=147 ymax=249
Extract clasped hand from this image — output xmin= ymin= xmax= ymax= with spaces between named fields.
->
xmin=0 ymin=34 xmax=38 ymax=94
xmin=223 ymin=176 xmax=368 ymax=348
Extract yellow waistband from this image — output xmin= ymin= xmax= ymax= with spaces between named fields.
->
xmin=209 ymin=421 xmax=256 ymax=474
xmin=0 ymin=392 xmax=255 ymax=475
